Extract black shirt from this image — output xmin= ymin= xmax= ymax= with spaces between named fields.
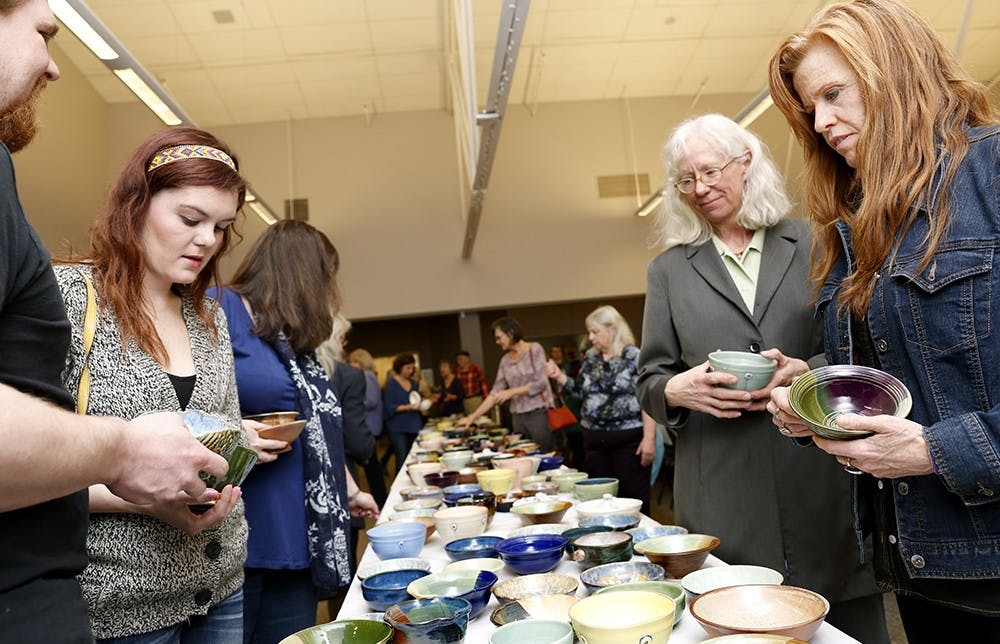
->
xmin=0 ymin=143 xmax=90 ymax=640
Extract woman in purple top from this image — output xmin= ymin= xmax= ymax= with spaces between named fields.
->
xmin=458 ymin=317 xmax=554 ymax=450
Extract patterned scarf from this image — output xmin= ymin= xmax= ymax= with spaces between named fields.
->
xmin=270 ymin=334 xmax=353 ymax=591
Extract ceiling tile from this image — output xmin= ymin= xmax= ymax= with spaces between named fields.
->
xmin=166 ymin=1 xmax=263 ymax=33
xmin=369 ymin=18 xmax=442 ymax=50
xmin=542 ymin=10 xmax=632 ymax=41
xmin=220 ymin=82 xmax=304 ymax=108
xmin=704 ymin=4 xmax=797 ymax=37
xmin=616 ymin=40 xmax=696 ymax=64
xmin=365 ymin=0 xmax=441 ymax=22
xmin=279 ymin=23 xmax=372 ymax=56
xmin=546 ymin=0 xmax=637 ymax=10
xmin=379 ymin=95 xmax=444 ymax=113
xmin=226 ymin=105 xmax=307 ymax=125
xmin=624 ymin=6 xmax=716 ymax=38
xmin=126 ymin=35 xmax=200 ymax=68
xmin=90 ymin=4 xmax=182 ymax=37
xmin=304 ymin=76 xmax=382 ymax=101
xmin=542 ymin=63 xmax=616 ymax=87
xmin=293 ymin=58 xmax=380 ymax=82
xmin=207 ymin=63 xmax=295 ymax=89
xmin=375 ymin=52 xmax=441 ymax=76
xmin=539 ymin=43 xmax=621 ymax=66
xmin=268 ymin=0 xmax=367 ymax=27
xmin=188 ymin=29 xmax=288 ymax=64
xmin=605 ymin=79 xmax=679 ymax=98
xmin=159 ymin=69 xmax=215 ymax=93
xmin=379 ymin=73 xmax=444 ymax=97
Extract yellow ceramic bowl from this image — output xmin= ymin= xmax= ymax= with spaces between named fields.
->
xmin=570 ymin=590 xmax=675 ymax=644
xmin=477 ymin=469 xmax=516 ymax=496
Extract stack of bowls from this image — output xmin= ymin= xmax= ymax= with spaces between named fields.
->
xmin=789 ymin=364 xmax=912 ymax=440
xmin=407 ymin=570 xmax=499 ymax=618
xmin=495 ymin=535 xmax=568 ymax=575
xmin=365 ymin=522 xmax=427 ymax=560
xmin=708 ymin=351 xmax=777 ymax=391
xmin=570 ymin=590 xmax=676 ymax=643
xmin=635 ymin=534 xmax=721 ymax=578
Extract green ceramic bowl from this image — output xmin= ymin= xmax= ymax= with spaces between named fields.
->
xmin=594 ymin=580 xmax=686 ymax=625
xmin=708 ymin=351 xmax=777 ymax=391
xmin=278 ymin=619 xmax=391 ymax=644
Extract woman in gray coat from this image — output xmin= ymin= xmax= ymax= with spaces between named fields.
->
xmin=636 ymin=114 xmax=887 ymax=643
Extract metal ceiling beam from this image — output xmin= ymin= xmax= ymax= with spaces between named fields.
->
xmin=460 ymin=0 xmax=531 ymax=259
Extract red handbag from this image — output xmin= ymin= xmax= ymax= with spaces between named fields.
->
xmin=546 ymin=400 xmax=577 ymax=432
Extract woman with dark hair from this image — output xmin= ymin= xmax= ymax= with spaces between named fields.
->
xmin=436 ymin=359 xmax=465 ymax=416
xmin=382 ymin=353 xmax=424 ymax=472
xmin=211 ymin=220 xmax=377 ymax=643
xmin=458 ymin=317 xmax=554 ymax=451
xmin=767 ymin=0 xmax=1000 ymax=637
xmin=53 ymin=127 xmax=250 ymax=642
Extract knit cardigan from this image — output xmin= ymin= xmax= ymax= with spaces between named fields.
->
xmin=54 ymin=264 xmax=248 ymax=639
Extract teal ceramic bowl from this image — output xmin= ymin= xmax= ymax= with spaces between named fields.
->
xmin=278 ymin=619 xmax=391 ymax=644
xmin=681 ymin=565 xmax=784 ymax=604
xmin=574 ymin=477 xmax=619 ymax=501
xmin=708 ymin=351 xmax=777 ymax=391
xmin=594 ymin=580 xmax=686 ymax=625
xmin=406 ymin=570 xmax=499 ymax=618
xmin=489 ymin=619 xmax=574 ymax=644
xmin=568 ymin=530 xmax=633 ymax=569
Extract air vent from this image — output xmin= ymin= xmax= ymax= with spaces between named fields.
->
xmin=212 ymin=10 xmax=235 ymax=24
xmin=284 ymin=198 xmax=309 ymax=221
xmin=597 ymin=173 xmax=650 ymax=198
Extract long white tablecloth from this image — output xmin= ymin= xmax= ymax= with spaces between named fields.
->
xmin=338 ymin=459 xmax=860 ymax=643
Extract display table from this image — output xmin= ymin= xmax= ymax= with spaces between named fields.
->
xmin=338 ymin=460 xmax=860 ymax=643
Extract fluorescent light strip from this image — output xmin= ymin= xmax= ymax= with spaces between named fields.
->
xmin=247 ymin=201 xmax=277 ymax=226
xmin=636 ymin=192 xmax=663 ymax=218
xmin=113 ymin=68 xmax=181 ymax=126
xmin=737 ymin=94 xmax=774 ymax=129
xmin=49 ymin=0 xmax=118 ymax=60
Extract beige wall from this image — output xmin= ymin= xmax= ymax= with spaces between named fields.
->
xmin=20 ymin=44 xmax=807 ymax=322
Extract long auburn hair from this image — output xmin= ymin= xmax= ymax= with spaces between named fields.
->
xmin=228 ymin=220 xmax=340 ymax=355
xmin=768 ymin=0 xmax=998 ymax=316
xmin=78 ymin=127 xmax=246 ymax=362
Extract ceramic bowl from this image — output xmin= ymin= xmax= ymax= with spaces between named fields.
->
xmin=489 ymin=595 xmax=581 ymax=627
xmin=579 ymin=514 xmax=641 ymax=531
xmin=509 ymin=523 xmax=570 ymax=538
xmin=407 ymin=462 xmax=443 ymax=487
xmin=682 ymin=565 xmax=784 ymax=604
xmin=550 ymin=471 xmax=589 ymax=493
xmin=440 ymin=450 xmax=474 ymax=471
xmin=788 ymin=364 xmax=912 ymax=440
xmin=510 ymin=500 xmax=572 ymax=525
xmin=278 ymin=619 xmax=392 ymax=644
xmin=495 ymin=534 xmax=568 ymax=575
xmin=635 ymin=534 xmax=721 ymax=578
xmin=366 ymin=521 xmax=427 ymax=560
xmin=244 ymin=410 xmax=300 ymax=425
xmin=574 ymin=478 xmax=620 ymax=501
xmin=360 ymin=568 xmax=429 ymax=611
xmin=399 ymin=485 xmax=444 ymax=502
xmin=575 ymin=495 xmax=642 ymax=521
xmin=521 ymin=473 xmax=549 ymax=486
xmin=386 ymin=513 xmax=436 ymax=540
xmin=580 ymin=561 xmax=666 ymax=593
xmin=357 ymin=557 xmax=431 ymax=580
xmin=561 ymin=525 xmax=614 ymax=554
xmin=594 ymin=580 xmax=686 ymax=625
xmin=424 ymin=470 xmax=461 ymax=489
xmin=443 ymin=535 xmax=504 ymax=561
xmin=383 ymin=597 xmax=472 ymax=644
xmin=537 ymin=455 xmax=565 ymax=472
xmin=570 ymin=590 xmax=675 ymax=644
xmin=389 ymin=508 xmax=437 ymax=521
xmin=522 ymin=481 xmax=560 ymax=495
xmin=204 ymin=444 xmax=258 ymax=491
xmin=410 ymin=449 xmax=440 ymax=464
xmin=489 ymin=618 xmax=574 ymax=644
xmin=444 ymin=557 xmax=506 ymax=576
xmin=433 ymin=505 xmax=488 ymax=542
xmin=442 ymin=483 xmax=484 ymax=505
xmin=569 ymin=530 xmax=633 ymax=568
xmin=456 ymin=466 xmax=487 ymax=484
xmin=254 ymin=419 xmax=307 ymax=453
xmin=495 ymin=457 xmax=536 ymax=489
xmin=476 ymin=468 xmax=516 ymax=496
xmin=407 ymin=570 xmax=499 ymax=618
xmin=708 ymin=351 xmax=778 ymax=391
xmin=454 ymin=491 xmax=497 ymax=523
xmin=492 ymin=573 xmax=579 ymax=603
xmin=626 ymin=525 xmax=689 ymax=544
xmin=689 ymin=585 xmax=830 ymax=640
xmin=394 ymin=498 xmax=443 ymax=513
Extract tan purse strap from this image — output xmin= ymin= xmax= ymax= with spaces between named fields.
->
xmin=75 ymin=269 xmax=98 ymax=415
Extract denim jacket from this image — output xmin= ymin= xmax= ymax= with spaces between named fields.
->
xmin=818 ymin=125 xmax=1000 ymax=579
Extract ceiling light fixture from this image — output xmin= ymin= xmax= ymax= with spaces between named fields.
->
xmin=735 ymin=87 xmax=773 ymax=129
xmin=48 ymin=0 xmax=118 ymax=60
xmin=635 ymin=190 xmax=663 ymax=218
xmin=113 ymin=69 xmax=181 ymax=126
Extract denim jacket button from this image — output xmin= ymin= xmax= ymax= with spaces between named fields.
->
xmin=897 ymin=482 xmax=909 ymax=495
xmin=875 ymin=339 xmax=889 ymax=353
xmin=910 ymin=554 xmax=926 ymax=569
xmin=888 ymin=535 xmax=897 ymax=544
xmin=979 ymin=484 xmax=995 ymax=497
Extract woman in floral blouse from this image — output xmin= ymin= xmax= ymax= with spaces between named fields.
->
xmin=547 ymin=306 xmax=655 ymax=513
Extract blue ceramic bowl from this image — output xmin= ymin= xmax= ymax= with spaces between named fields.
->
xmin=384 ymin=597 xmax=472 ymax=644
xmin=537 ymin=455 xmax=565 ymax=472
xmin=495 ymin=534 xmax=569 ymax=575
xmin=579 ymin=514 xmax=641 ymax=531
xmin=366 ymin=521 xmax=427 ymax=560
xmin=442 ymin=483 xmax=484 ymax=505
xmin=360 ymin=568 xmax=429 ymax=611
xmin=444 ymin=535 xmax=504 ymax=561
xmin=407 ymin=570 xmax=499 ymax=618
xmin=626 ymin=525 xmax=689 ymax=544
xmin=579 ymin=561 xmax=666 ymax=593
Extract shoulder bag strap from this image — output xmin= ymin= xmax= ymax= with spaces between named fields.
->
xmin=75 ymin=268 xmax=98 ymax=415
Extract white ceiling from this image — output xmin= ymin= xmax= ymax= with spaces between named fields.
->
xmin=55 ymin=0 xmax=1000 ymax=128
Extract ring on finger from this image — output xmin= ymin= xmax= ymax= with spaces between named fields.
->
xmin=775 ymin=408 xmax=782 ymax=424
xmin=779 ymin=426 xmax=793 ymax=436
xmin=844 ymin=457 xmax=863 ymax=475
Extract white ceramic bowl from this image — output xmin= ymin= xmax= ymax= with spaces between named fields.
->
xmin=574 ymin=495 xmax=643 ymax=522
xmin=433 ymin=505 xmax=489 ymax=542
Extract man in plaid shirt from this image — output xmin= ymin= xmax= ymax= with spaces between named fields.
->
xmin=455 ymin=351 xmax=489 ymax=416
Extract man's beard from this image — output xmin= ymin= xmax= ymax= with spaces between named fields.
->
xmin=0 ymin=79 xmax=46 ymax=153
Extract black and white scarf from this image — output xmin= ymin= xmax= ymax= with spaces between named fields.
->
xmin=270 ymin=334 xmax=353 ymax=591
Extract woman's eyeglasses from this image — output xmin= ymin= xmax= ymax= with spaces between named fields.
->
xmin=674 ymin=153 xmax=747 ymax=194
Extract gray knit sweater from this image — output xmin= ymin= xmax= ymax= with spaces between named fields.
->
xmin=55 ymin=264 xmax=248 ymax=639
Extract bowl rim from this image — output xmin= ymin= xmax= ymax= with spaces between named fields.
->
xmin=681 ymin=564 xmax=784 ymax=595
xmin=634 ymin=533 xmax=721 ymax=556
xmin=407 ymin=569 xmax=499 ymax=598
xmin=361 ymin=568 xmax=430 ymax=591
xmin=384 ymin=596 xmax=473 ymax=626
xmin=688 ymin=584 xmax=830 ymax=633
xmin=492 ymin=572 xmax=579 ymax=601
xmin=580 ymin=561 xmax=666 ymax=587
xmin=489 ymin=599 xmax=581 ymax=627
xmin=788 ymin=364 xmax=911 ymax=436
xmin=496 ymin=534 xmax=569 ymax=556
xmin=367 ymin=521 xmax=429 ymax=538
xmin=357 ymin=558 xmax=431 ymax=580
xmin=569 ymin=590 xmax=676 ymax=628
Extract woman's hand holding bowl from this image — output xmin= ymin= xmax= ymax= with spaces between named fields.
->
xmin=665 ymin=360 xmax=752 ymax=419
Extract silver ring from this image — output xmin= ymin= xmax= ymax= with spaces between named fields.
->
xmin=779 ymin=426 xmax=793 ymax=436
xmin=775 ymin=408 xmax=782 ymax=424
xmin=844 ymin=457 xmax=863 ymax=475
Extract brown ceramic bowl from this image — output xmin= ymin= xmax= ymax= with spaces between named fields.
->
xmin=689 ymin=584 xmax=830 ymax=640
xmin=510 ymin=500 xmax=572 ymax=525
xmin=634 ymin=534 xmax=720 ymax=578
xmin=256 ymin=420 xmax=307 ymax=453
xmin=457 ymin=466 xmax=487 ymax=485
xmin=455 ymin=491 xmax=497 ymax=524
xmin=424 ymin=471 xmax=460 ymax=489
xmin=244 ymin=410 xmax=300 ymax=425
